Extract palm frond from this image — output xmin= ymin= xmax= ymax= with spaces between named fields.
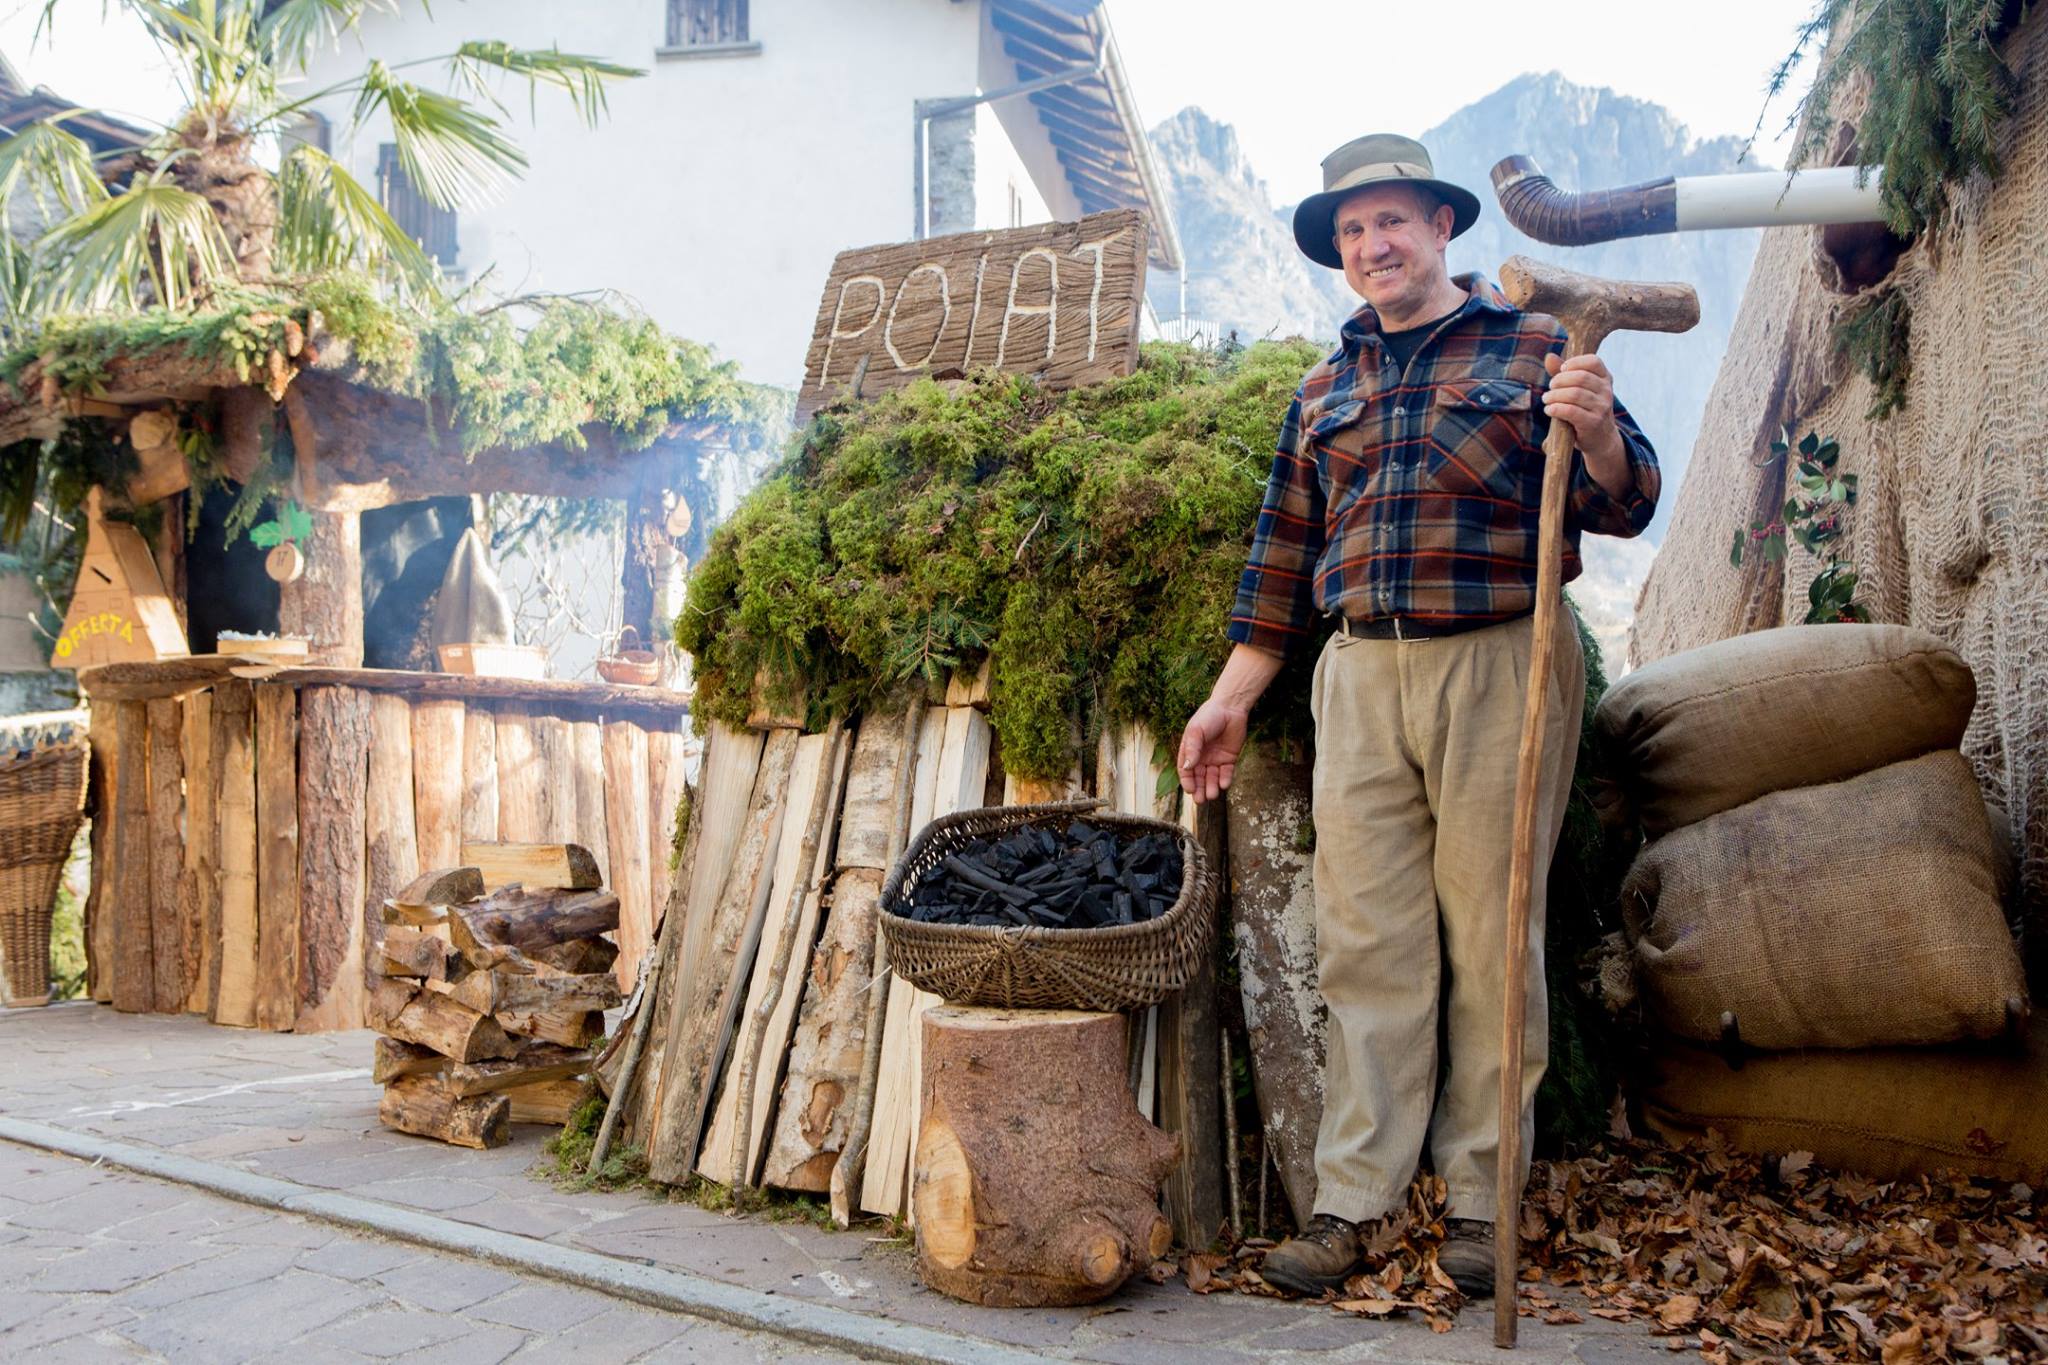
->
xmin=259 ymin=0 xmax=386 ymax=70
xmin=353 ymin=59 xmax=526 ymax=208
xmin=37 ymin=160 xmax=236 ymax=311
xmin=0 ymin=116 xmax=109 ymax=222
xmin=445 ymin=42 xmax=643 ymax=127
xmin=275 ymin=142 xmax=437 ymax=288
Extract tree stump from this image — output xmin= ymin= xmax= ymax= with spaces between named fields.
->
xmin=914 ymin=1006 xmax=1179 ymax=1307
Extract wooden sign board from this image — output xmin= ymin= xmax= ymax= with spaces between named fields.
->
xmin=797 ymin=209 xmax=1149 ymax=422
xmin=52 ymin=509 xmax=188 ymax=669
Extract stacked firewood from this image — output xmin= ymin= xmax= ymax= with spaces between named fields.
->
xmin=370 ymin=844 xmax=624 ymax=1148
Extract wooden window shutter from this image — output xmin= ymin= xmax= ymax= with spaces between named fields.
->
xmin=377 ymin=143 xmax=460 ymax=268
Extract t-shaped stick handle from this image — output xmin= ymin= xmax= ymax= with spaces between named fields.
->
xmin=1497 ymin=254 xmax=1700 ymax=354
xmin=1489 ymin=256 xmax=1697 ymax=1353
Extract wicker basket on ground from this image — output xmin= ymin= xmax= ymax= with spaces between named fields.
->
xmin=0 ymin=714 xmax=89 ymax=1008
xmin=879 ymin=799 xmax=1217 ymax=1011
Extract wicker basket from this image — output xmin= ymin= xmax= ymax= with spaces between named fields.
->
xmin=0 ymin=732 xmax=89 ymax=1008
xmin=595 ymin=626 xmax=661 ymax=687
xmin=879 ymin=799 xmax=1217 ymax=1011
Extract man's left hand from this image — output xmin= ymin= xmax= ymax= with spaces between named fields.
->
xmin=1541 ymin=352 xmax=1624 ymax=466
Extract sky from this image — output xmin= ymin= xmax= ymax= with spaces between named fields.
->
xmin=1 ymin=0 xmax=1820 ymax=185
xmin=1108 ymin=0 xmax=1820 ymax=204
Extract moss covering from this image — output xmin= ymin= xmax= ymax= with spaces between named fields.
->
xmin=677 ymin=340 xmax=1322 ymax=777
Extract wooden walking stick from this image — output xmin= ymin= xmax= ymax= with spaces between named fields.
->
xmin=1491 ymin=257 xmax=1697 ymax=1348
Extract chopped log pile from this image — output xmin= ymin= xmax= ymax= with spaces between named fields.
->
xmin=900 ymin=822 xmax=1184 ymax=929
xmin=371 ymin=848 xmax=620 ymax=1148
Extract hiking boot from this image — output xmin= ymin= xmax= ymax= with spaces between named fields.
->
xmin=1437 ymin=1218 xmax=1496 ymax=1298
xmin=1260 ymin=1214 xmax=1361 ymax=1297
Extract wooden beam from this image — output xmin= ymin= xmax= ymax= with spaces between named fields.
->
xmin=602 ymin=720 xmax=654 ymax=993
xmin=360 ymin=691 xmax=420 ymax=1010
xmin=81 ymin=658 xmax=692 ymax=721
xmin=209 ymin=680 xmax=259 ymax=1027
xmin=253 ymin=685 xmax=300 ymax=1031
xmin=494 ymin=706 xmax=542 ymax=843
xmin=181 ymin=691 xmax=216 ymax=1015
xmin=146 ymin=697 xmax=187 ymax=1012
xmin=571 ymin=719 xmax=611 ymax=889
xmin=410 ymin=698 xmax=464 ymax=870
xmin=109 ymin=700 xmax=153 ymax=1013
xmin=461 ymin=704 xmax=499 ymax=846
xmin=1158 ymin=795 xmax=1226 ymax=1250
xmin=278 ymin=507 xmax=364 ymax=668
xmin=295 ymin=685 xmax=371 ymax=1032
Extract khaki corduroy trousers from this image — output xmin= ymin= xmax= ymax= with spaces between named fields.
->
xmin=1306 ymin=612 xmax=1583 ymax=1226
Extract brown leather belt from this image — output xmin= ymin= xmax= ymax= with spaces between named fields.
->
xmin=1334 ymin=610 xmax=1529 ymax=642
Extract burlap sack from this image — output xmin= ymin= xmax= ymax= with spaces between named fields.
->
xmin=1621 ymin=751 xmax=2024 ymax=1050
xmin=1638 ymin=1019 xmax=2048 ymax=1185
xmin=429 ymin=527 xmax=515 ymax=647
xmin=1593 ymin=623 xmax=1974 ymax=837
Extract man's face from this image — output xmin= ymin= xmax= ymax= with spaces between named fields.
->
xmin=1333 ymin=184 xmax=1455 ymax=322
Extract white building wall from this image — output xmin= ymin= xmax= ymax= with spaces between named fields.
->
xmin=300 ymin=0 xmax=992 ymax=388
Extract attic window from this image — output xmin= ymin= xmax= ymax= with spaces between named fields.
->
xmin=378 ymin=144 xmax=458 ymax=268
xmin=668 ymin=0 xmax=748 ymax=46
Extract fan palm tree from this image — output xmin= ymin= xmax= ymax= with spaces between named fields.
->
xmin=0 ymin=0 xmax=640 ymax=325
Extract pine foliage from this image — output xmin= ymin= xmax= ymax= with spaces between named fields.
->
xmin=1769 ymin=0 xmax=2024 ymax=236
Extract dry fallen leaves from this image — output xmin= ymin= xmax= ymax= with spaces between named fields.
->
xmin=1184 ymin=1134 xmax=2047 ymax=1360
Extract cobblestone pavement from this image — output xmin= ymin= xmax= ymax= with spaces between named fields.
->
xmin=0 ymin=1140 xmax=863 ymax=1363
xmin=0 ymin=1002 xmax=1686 ymax=1363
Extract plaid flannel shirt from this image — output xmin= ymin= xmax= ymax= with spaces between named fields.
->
xmin=1226 ymin=274 xmax=1659 ymax=657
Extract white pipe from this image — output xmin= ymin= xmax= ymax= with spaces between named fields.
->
xmin=1674 ymin=166 xmax=1885 ymax=231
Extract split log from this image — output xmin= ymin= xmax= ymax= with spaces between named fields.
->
xmin=627 ymin=722 xmax=764 ymax=1149
xmin=1157 ymin=794 xmax=1226 ymax=1250
xmin=372 ymin=1036 xmax=590 ymax=1093
xmin=762 ymin=868 xmax=884 ymax=1191
xmin=494 ymin=707 xmax=542 ymax=842
xmin=531 ymin=714 xmax=576 ymax=844
xmin=209 ymin=680 xmax=259 ymax=1027
xmin=645 ymin=728 xmax=799 ymax=1185
xmin=646 ymin=723 xmax=686 ymax=930
xmin=835 ymin=709 xmax=911 ymax=872
xmin=700 ymin=725 xmax=848 ymax=1188
xmin=391 ymin=865 xmax=485 ymax=911
xmin=865 ymin=705 xmax=986 ymax=1221
xmin=531 ymin=936 xmax=618 ymax=976
xmin=570 ymin=719 xmax=611 ymax=888
xmin=180 ymin=692 xmax=215 ymax=1014
xmin=84 ymin=705 xmax=115 ymax=1003
xmin=110 ymin=700 xmax=153 ymax=1013
xmin=410 ymin=698 xmax=465 ymax=869
xmin=380 ymin=925 xmax=461 ymax=981
xmin=379 ymin=1074 xmax=511 ymax=1149
xmin=506 ymin=1077 xmax=588 ymax=1126
xmin=495 ymin=1003 xmax=604 ymax=1048
xmin=602 ymin=720 xmax=653 ymax=992
xmin=295 ymin=686 xmax=371 ymax=1033
xmin=1226 ymin=739 xmax=1325 ymax=1227
xmin=914 ymin=1007 xmax=1179 ymax=1307
xmin=460 ymin=841 xmax=602 ymax=892
xmin=252 ymin=685 xmax=300 ymax=1031
xmin=372 ymin=1036 xmax=445 ymax=1084
xmin=358 ymin=692 xmax=418 ymax=1006
xmin=369 ymin=979 xmax=517 ymax=1062
xmin=445 ymin=886 xmax=619 ymax=954
xmin=146 ymin=697 xmax=186 ymax=1012
xmin=460 ymin=705 xmax=499 ymax=844
xmin=437 ymin=968 xmax=621 ymax=1017
xmin=944 ymin=660 xmax=991 ymax=710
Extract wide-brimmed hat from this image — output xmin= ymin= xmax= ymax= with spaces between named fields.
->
xmin=1291 ymin=133 xmax=1481 ymax=270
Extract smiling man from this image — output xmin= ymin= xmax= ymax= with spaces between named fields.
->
xmin=1175 ymin=134 xmax=1660 ymax=1299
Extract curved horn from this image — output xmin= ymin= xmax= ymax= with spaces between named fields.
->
xmin=1491 ymin=155 xmax=1888 ymax=247
xmin=1491 ymin=156 xmax=1678 ymax=246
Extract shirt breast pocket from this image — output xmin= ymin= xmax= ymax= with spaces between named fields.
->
xmin=1428 ymin=378 xmax=1536 ymax=499
xmin=1306 ymin=399 xmax=1371 ymax=499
